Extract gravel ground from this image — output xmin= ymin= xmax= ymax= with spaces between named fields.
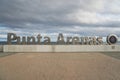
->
xmin=0 ymin=53 xmax=120 ymax=80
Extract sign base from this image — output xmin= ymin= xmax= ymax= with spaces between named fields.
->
xmin=3 ymin=45 xmax=120 ymax=53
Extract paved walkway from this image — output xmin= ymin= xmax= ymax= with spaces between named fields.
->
xmin=0 ymin=53 xmax=120 ymax=80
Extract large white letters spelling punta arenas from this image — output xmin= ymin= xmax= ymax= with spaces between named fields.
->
xmin=7 ymin=33 xmax=118 ymax=45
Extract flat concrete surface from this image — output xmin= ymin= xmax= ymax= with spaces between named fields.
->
xmin=0 ymin=52 xmax=120 ymax=80
xmin=0 ymin=53 xmax=16 ymax=57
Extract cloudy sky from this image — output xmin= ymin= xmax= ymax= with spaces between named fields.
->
xmin=0 ymin=0 xmax=120 ymax=41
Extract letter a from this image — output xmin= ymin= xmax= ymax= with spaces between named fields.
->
xmin=57 ymin=33 xmax=65 ymax=44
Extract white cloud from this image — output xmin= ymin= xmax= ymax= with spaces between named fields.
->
xmin=67 ymin=9 xmax=120 ymax=25
xmin=67 ymin=10 xmax=99 ymax=24
xmin=0 ymin=35 xmax=6 ymax=38
xmin=0 ymin=0 xmax=120 ymax=39
xmin=104 ymin=0 xmax=120 ymax=13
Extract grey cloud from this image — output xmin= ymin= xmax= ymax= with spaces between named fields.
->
xmin=0 ymin=0 xmax=120 ymax=36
